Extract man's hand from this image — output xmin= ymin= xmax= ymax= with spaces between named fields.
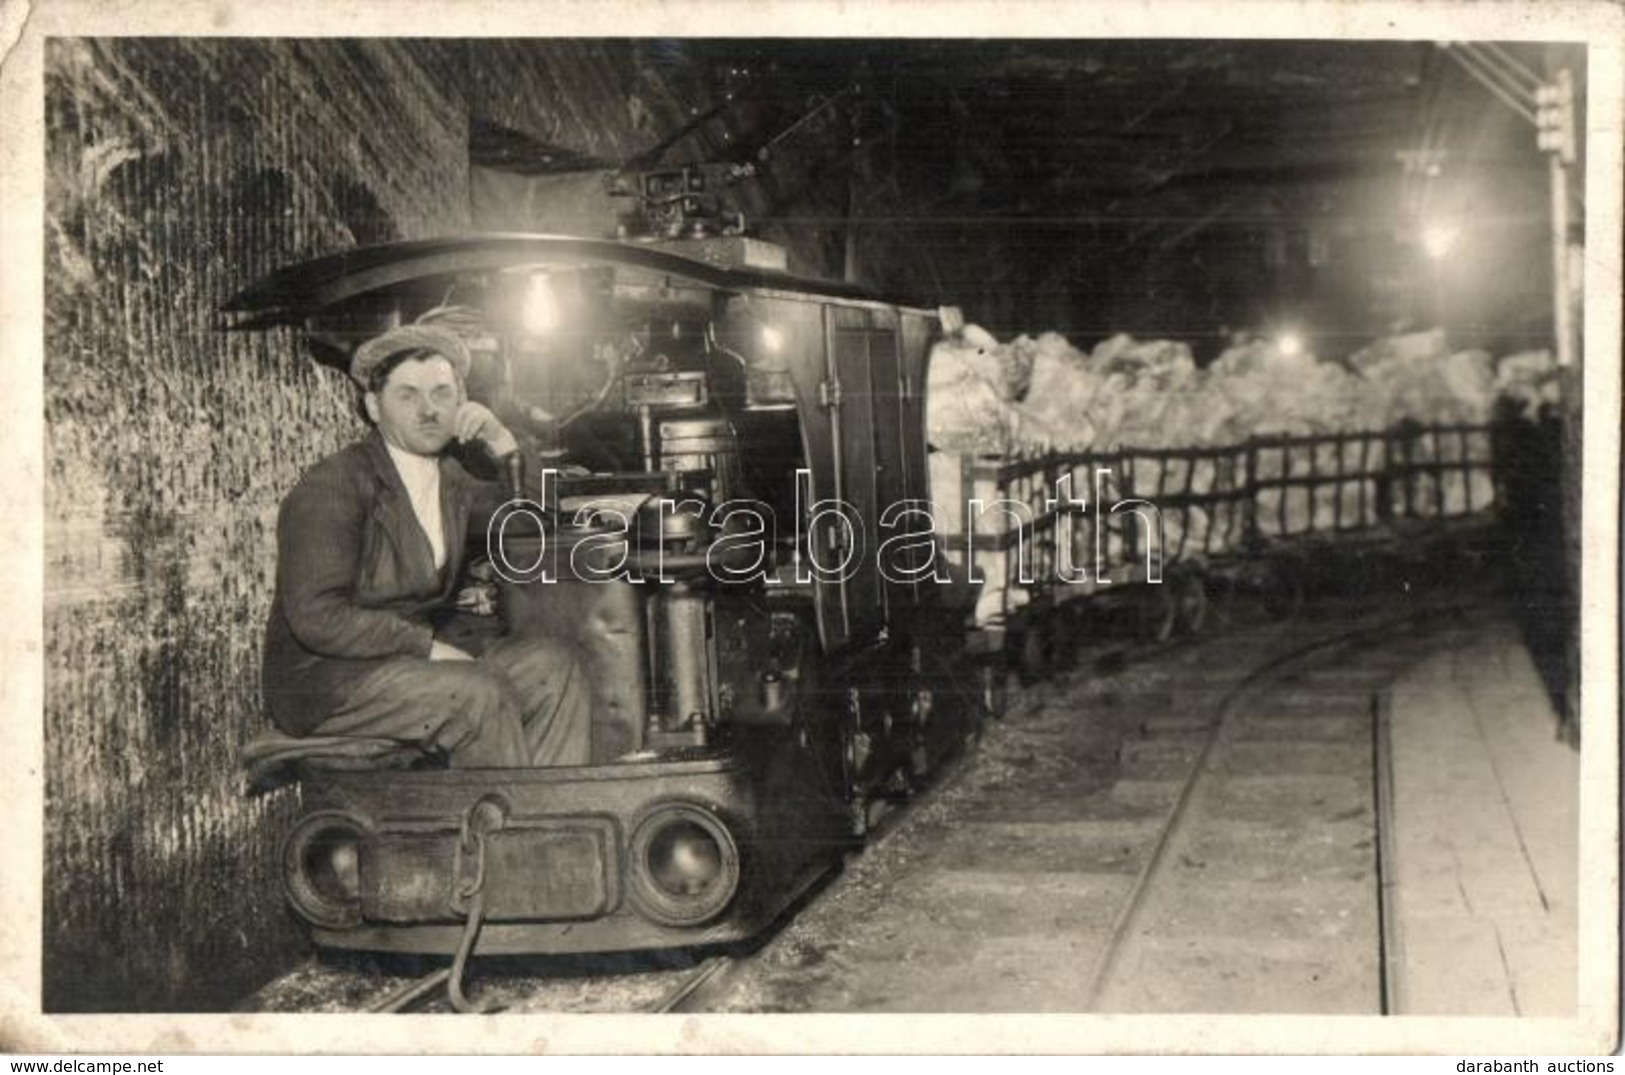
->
xmin=453 ymin=401 xmax=520 ymax=459
xmin=429 ymin=640 xmax=475 ymax=661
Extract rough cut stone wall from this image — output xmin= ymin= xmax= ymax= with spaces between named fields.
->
xmin=42 ymin=37 xmax=697 ymax=1012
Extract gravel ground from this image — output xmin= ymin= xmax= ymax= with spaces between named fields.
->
xmin=704 ymin=605 xmax=1307 ymax=1012
xmin=701 ymin=586 xmax=1489 ymax=1013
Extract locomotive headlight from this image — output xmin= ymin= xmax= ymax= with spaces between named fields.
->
xmin=283 ymin=811 xmax=369 ymax=930
xmin=759 ymin=324 xmax=783 ymax=352
xmin=651 ymin=820 xmax=724 ymax=894
xmin=626 ymin=804 xmax=740 ymax=927
xmin=522 ymin=273 xmax=559 ymax=335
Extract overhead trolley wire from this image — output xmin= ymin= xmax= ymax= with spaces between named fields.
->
xmin=1475 ymin=41 xmax=1544 ymax=93
xmin=1439 ymin=42 xmax=1536 ymax=124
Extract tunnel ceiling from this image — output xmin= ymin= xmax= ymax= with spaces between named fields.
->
xmin=465 ymin=38 xmax=1575 ymax=341
xmin=749 ymin=42 xmax=1546 ymax=196
xmin=470 ymin=39 xmax=1555 ymax=224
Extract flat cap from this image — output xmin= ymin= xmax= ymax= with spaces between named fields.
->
xmin=350 ymin=324 xmax=472 ymax=388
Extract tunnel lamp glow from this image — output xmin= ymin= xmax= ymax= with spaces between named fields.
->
xmin=1421 ymin=223 xmax=1460 ymax=261
xmin=522 ymin=272 xmax=559 ymax=335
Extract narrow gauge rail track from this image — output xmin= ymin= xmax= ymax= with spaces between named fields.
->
xmin=1081 ymin=605 xmax=1469 ymax=1013
xmin=657 ymin=599 xmax=1474 ymax=1015
xmin=248 ymin=597 xmax=1470 ymax=1015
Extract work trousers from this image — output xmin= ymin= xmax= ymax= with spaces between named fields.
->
xmin=309 ymin=635 xmax=593 ymax=768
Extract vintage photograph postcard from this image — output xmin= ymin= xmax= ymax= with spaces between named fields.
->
xmin=1 ymin=0 xmax=1619 ymax=1056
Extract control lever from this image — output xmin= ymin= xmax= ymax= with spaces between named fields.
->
xmin=502 ymin=449 xmax=526 ymax=503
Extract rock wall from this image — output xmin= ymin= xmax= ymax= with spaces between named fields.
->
xmin=42 ymin=38 xmax=695 ymax=1012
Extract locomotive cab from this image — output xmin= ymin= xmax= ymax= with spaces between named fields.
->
xmin=230 ymin=235 xmax=981 ymax=958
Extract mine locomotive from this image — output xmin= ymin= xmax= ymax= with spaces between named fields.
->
xmin=229 ymin=205 xmax=982 ymax=957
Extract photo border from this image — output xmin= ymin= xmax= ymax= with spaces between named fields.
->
xmin=2 ymin=0 xmax=1618 ymax=1054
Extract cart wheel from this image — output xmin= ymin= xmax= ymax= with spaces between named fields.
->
xmin=1262 ymin=558 xmax=1306 ymax=619
xmin=848 ymin=798 xmax=870 ymax=838
xmin=1137 ymin=582 xmax=1179 ymax=644
xmin=1209 ymin=569 xmax=1243 ymax=627
xmin=1175 ymin=569 xmax=1209 ymax=636
xmin=1044 ymin=606 xmax=1077 ymax=673
xmin=1016 ymin=617 xmax=1050 ymax=685
xmin=838 ymin=687 xmax=873 ymax=837
xmin=979 ymin=661 xmax=1010 ymax=721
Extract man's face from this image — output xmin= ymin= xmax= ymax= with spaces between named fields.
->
xmin=364 ymin=355 xmax=463 ymax=456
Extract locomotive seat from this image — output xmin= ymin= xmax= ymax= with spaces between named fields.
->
xmin=242 ymin=520 xmax=650 ymax=787
xmin=240 ymin=730 xmax=437 ymax=791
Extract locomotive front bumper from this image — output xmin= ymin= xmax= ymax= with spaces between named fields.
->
xmin=285 ymin=749 xmax=846 ymax=957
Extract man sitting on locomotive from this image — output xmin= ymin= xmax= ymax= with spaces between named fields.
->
xmin=260 ymin=323 xmax=592 ymax=768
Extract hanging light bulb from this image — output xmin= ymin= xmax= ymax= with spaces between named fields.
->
xmin=522 ymin=273 xmax=558 ymax=335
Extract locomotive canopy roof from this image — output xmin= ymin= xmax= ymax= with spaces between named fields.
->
xmin=222 ymin=233 xmax=935 ymax=331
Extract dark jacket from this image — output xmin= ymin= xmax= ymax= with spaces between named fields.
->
xmin=262 ymin=432 xmax=506 ymax=736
